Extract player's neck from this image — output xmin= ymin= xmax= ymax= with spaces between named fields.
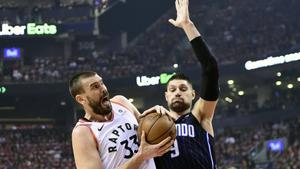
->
xmin=84 ymin=111 xmax=113 ymax=122
xmin=169 ymin=108 xmax=190 ymax=120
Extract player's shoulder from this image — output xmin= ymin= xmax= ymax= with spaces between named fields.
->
xmin=111 ymin=95 xmax=129 ymax=104
xmin=72 ymin=124 xmax=92 ymax=139
xmin=72 ymin=124 xmax=100 ymax=161
xmin=177 ymin=113 xmax=193 ymax=121
xmin=111 ymin=95 xmax=132 ymax=110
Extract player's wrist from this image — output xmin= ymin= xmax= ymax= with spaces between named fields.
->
xmin=135 ymin=150 xmax=147 ymax=162
xmin=181 ymin=21 xmax=194 ymax=30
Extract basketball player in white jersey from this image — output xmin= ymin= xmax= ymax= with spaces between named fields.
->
xmin=69 ymin=71 xmax=173 ymax=169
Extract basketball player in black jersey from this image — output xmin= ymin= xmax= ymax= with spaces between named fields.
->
xmin=154 ymin=0 xmax=219 ymax=168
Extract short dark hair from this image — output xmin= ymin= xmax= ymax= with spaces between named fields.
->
xmin=69 ymin=71 xmax=97 ymax=99
xmin=166 ymin=73 xmax=193 ymax=90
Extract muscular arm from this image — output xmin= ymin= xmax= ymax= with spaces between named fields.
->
xmin=187 ymin=24 xmax=219 ymax=137
xmin=72 ymin=126 xmax=145 ymax=169
xmin=72 ymin=126 xmax=103 ymax=169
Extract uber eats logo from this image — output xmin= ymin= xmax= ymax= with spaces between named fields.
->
xmin=136 ymin=73 xmax=176 ymax=87
xmin=0 ymin=23 xmax=57 ymax=36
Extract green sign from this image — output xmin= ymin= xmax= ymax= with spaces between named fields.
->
xmin=0 ymin=86 xmax=6 ymax=94
xmin=160 ymin=73 xmax=176 ymax=84
xmin=0 ymin=23 xmax=57 ymax=36
xmin=136 ymin=73 xmax=176 ymax=87
xmin=27 ymin=23 xmax=57 ymax=35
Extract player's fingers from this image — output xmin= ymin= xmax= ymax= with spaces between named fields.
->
xmin=139 ymin=110 xmax=151 ymax=118
xmin=162 ymin=139 xmax=174 ymax=150
xmin=154 ymin=105 xmax=165 ymax=116
xmin=140 ymin=130 xmax=146 ymax=144
xmin=140 ymin=105 xmax=165 ymax=119
xmin=157 ymin=140 xmax=174 ymax=155
xmin=168 ymin=19 xmax=176 ymax=26
xmin=157 ymin=146 xmax=172 ymax=156
xmin=140 ymin=106 xmax=157 ymax=118
xmin=175 ymin=0 xmax=179 ymax=10
xmin=139 ymin=113 xmax=147 ymax=119
xmin=157 ymin=106 xmax=168 ymax=115
xmin=155 ymin=106 xmax=162 ymax=114
xmin=154 ymin=105 xmax=161 ymax=114
xmin=161 ymin=107 xmax=169 ymax=115
xmin=179 ymin=0 xmax=183 ymax=7
xmin=156 ymin=136 xmax=172 ymax=147
xmin=183 ymin=0 xmax=189 ymax=11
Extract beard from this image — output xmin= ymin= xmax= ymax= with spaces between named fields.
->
xmin=87 ymin=96 xmax=112 ymax=116
xmin=169 ymin=100 xmax=190 ymax=113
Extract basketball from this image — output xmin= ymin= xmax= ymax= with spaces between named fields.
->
xmin=138 ymin=112 xmax=176 ymax=144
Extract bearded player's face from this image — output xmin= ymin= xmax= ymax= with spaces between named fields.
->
xmin=165 ymin=79 xmax=195 ymax=113
xmin=81 ymin=74 xmax=112 ymax=115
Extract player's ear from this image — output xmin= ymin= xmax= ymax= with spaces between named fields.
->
xmin=75 ymin=95 xmax=86 ymax=105
xmin=165 ymin=91 xmax=169 ymax=102
xmin=192 ymin=89 xmax=196 ymax=100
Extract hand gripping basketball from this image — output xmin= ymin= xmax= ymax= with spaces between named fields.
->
xmin=138 ymin=110 xmax=176 ymax=144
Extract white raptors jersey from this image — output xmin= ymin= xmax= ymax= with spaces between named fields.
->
xmin=75 ymin=101 xmax=156 ymax=169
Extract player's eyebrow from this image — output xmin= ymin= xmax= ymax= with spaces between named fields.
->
xmin=89 ymin=79 xmax=102 ymax=88
xmin=89 ymin=82 xmax=98 ymax=87
xmin=179 ymin=84 xmax=188 ymax=88
xmin=168 ymin=84 xmax=176 ymax=88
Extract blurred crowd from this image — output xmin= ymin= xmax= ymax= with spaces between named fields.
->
xmin=215 ymin=117 xmax=300 ymax=169
xmin=0 ymin=0 xmax=93 ymax=8
xmin=130 ymin=0 xmax=300 ymax=67
xmin=1 ymin=0 xmax=300 ymax=83
xmin=0 ymin=0 xmax=94 ymax=24
xmin=0 ymin=117 xmax=299 ymax=169
xmin=0 ymin=52 xmax=145 ymax=83
xmin=0 ymin=126 xmax=74 ymax=169
xmin=216 ymin=84 xmax=300 ymax=118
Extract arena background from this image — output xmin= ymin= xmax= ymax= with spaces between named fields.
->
xmin=0 ymin=0 xmax=299 ymax=168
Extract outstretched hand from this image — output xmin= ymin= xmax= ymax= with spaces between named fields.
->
xmin=169 ymin=0 xmax=192 ymax=28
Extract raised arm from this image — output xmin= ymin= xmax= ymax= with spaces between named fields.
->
xmin=169 ymin=0 xmax=219 ymax=137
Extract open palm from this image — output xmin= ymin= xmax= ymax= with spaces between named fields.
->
xmin=169 ymin=0 xmax=192 ymax=28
